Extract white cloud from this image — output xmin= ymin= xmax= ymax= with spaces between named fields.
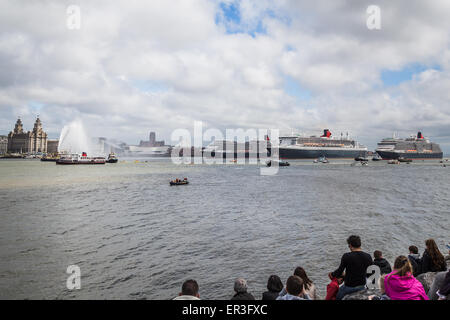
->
xmin=1 ymin=0 xmax=450 ymax=151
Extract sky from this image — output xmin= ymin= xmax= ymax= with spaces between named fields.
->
xmin=1 ymin=0 xmax=450 ymax=152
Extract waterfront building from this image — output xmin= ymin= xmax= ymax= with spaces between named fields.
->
xmin=7 ymin=117 xmax=48 ymax=154
xmin=0 ymin=135 xmax=7 ymax=154
xmin=47 ymin=139 xmax=59 ymax=154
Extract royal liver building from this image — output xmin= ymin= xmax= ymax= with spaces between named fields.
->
xmin=7 ymin=117 xmax=48 ymax=153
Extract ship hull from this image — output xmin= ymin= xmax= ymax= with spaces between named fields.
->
xmin=56 ymin=159 xmax=106 ymax=165
xmin=278 ymin=148 xmax=367 ymax=159
xmin=376 ymin=150 xmax=443 ymax=160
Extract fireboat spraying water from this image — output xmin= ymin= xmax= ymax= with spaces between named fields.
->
xmin=56 ymin=120 xmax=106 ymax=164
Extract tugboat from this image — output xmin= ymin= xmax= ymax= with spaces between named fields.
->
xmin=372 ymin=153 xmax=382 ymax=161
xmin=56 ymin=152 xmax=106 ymax=165
xmin=354 ymin=155 xmax=369 ymax=161
xmin=41 ymin=154 xmax=60 ymax=162
xmin=106 ymin=153 xmax=118 ymax=163
xmin=170 ymin=178 xmax=189 ymax=186
xmin=313 ymin=156 xmax=329 ymax=163
xmin=266 ymin=160 xmax=290 ymax=167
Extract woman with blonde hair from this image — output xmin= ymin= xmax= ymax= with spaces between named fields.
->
xmin=380 ymin=256 xmax=429 ymax=300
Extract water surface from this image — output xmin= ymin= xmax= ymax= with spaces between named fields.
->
xmin=0 ymin=159 xmax=449 ymax=299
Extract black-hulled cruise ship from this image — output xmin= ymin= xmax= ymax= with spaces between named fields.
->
xmin=375 ymin=132 xmax=443 ymax=159
xmin=278 ymin=129 xmax=367 ymax=159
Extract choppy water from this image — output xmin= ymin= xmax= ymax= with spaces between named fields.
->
xmin=0 ymin=158 xmax=449 ymax=300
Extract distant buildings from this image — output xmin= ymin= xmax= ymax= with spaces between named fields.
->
xmin=5 ymin=117 xmax=58 ymax=154
xmin=47 ymin=140 xmax=59 ymax=154
xmin=0 ymin=135 xmax=7 ymax=154
xmin=127 ymin=131 xmax=171 ymax=157
xmin=139 ymin=131 xmax=165 ymax=147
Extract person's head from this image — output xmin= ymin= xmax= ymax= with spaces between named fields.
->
xmin=425 ymin=239 xmax=445 ymax=267
xmin=266 ymin=275 xmax=283 ymax=293
xmin=409 ymin=245 xmax=419 ymax=255
xmin=234 ymin=278 xmax=248 ymax=293
xmin=180 ymin=279 xmax=199 ymax=298
xmin=286 ymin=275 xmax=304 ymax=297
xmin=374 ymin=250 xmax=383 ymax=259
xmin=393 ymin=256 xmax=413 ymax=276
xmin=347 ymin=235 xmax=361 ymax=250
xmin=293 ymin=267 xmax=312 ymax=289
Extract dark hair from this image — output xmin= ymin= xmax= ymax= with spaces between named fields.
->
xmin=347 ymin=235 xmax=361 ymax=248
xmin=294 ymin=267 xmax=313 ymax=290
xmin=267 ymin=275 xmax=283 ymax=293
xmin=181 ymin=279 xmax=199 ymax=296
xmin=409 ymin=245 xmax=419 ymax=254
xmin=374 ymin=250 xmax=382 ymax=259
xmin=425 ymin=239 xmax=445 ymax=269
xmin=286 ymin=275 xmax=304 ymax=296
xmin=393 ymin=256 xmax=413 ymax=276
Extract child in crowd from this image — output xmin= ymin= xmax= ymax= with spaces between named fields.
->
xmin=325 ymin=273 xmax=344 ymax=300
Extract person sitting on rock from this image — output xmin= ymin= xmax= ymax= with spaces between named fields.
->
xmin=373 ymin=250 xmax=392 ymax=275
xmin=262 ymin=275 xmax=283 ymax=300
xmin=325 ymin=273 xmax=344 ymax=300
xmin=173 ymin=279 xmax=201 ymax=300
xmin=436 ymin=270 xmax=450 ymax=300
xmin=230 ymin=278 xmax=255 ymax=300
xmin=329 ymin=235 xmax=373 ymax=300
xmin=421 ymin=239 xmax=447 ymax=274
xmin=428 ymin=270 xmax=450 ymax=300
xmin=380 ymin=256 xmax=428 ymax=300
xmin=276 ymin=276 xmax=311 ymax=300
xmin=408 ymin=245 xmax=422 ymax=276
xmin=293 ymin=267 xmax=319 ymax=300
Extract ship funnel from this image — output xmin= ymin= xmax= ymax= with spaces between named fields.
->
xmin=417 ymin=131 xmax=424 ymax=139
xmin=321 ymin=129 xmax=332 ymax=138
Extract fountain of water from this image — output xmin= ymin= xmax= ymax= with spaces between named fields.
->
xmin=58 ymin=120 xmax=94 ymax=155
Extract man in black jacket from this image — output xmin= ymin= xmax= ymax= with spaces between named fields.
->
xmin=329 ymin=235 xmax=373 ymax=300
xmin=373 ymin=250 xmax=392 ymax=275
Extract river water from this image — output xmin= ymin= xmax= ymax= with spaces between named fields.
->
xmin=0 ymin=158 xmax=449 ymax=299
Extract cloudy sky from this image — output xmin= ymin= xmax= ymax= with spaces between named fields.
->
xmin=1 ymin=0 xmax=450 ymax=152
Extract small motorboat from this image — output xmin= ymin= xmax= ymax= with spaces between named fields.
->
xmin=372 ymin=153 xmax=382 ymax=161
xmin=398 ymin=157 xmax=412 ymax=163
xmin=266 ymin=160 xmax=290 ymax=167
xmin=314 ymin=156 xmax=329 ymax=164
xmin=106 ymin=153 xmax=118 ymax=163
xmin=388 ymin=159 xmax=400 ymax=164
xmin=170 ymin=178 xmax=189 ymax=186
xmin=354 ymin=156 xmax=369 ymax=162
